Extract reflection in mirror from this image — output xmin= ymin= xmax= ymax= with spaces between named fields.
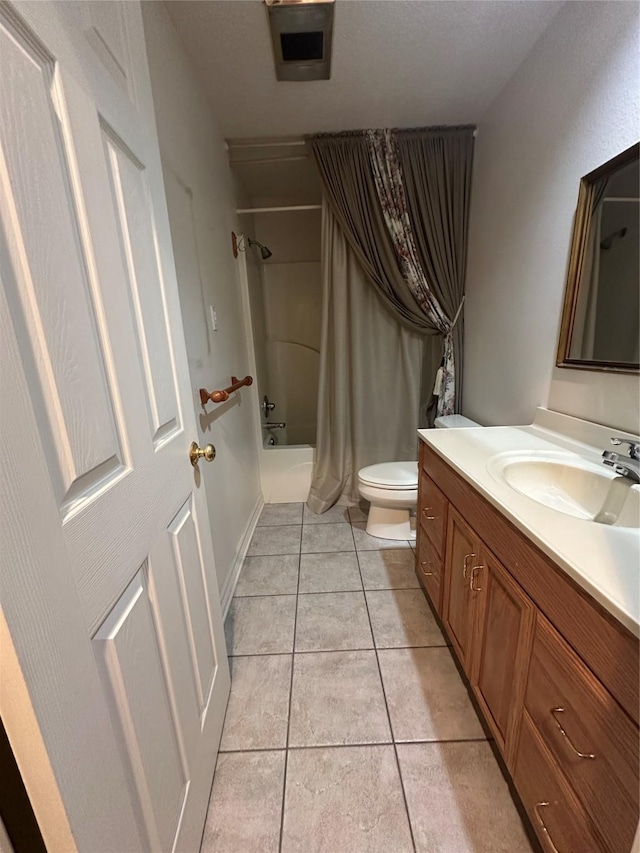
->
xmin=558 ymin=144 xmax=639 ymax=373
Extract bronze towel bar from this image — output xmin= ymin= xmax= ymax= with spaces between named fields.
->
xmin=199 ymin=375 xmax=253 ymax=406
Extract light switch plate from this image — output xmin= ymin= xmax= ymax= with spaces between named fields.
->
xmin=208 ymin=304 xmax=218 ymax=332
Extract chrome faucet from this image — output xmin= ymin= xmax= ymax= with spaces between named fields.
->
xmin=602 ymin=437 xmax=640 ymax=484
xmin=262 ymin=395 xmax=276 ymax=418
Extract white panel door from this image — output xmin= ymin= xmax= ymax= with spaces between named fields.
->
xmin=0 ymin=2 xmax=229 ymax=851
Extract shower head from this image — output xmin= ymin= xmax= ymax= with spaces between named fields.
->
xmin=600 ymin=226 xmax=628 ymax=251
xmin=248 ymin=238 xmax=273 ymax=260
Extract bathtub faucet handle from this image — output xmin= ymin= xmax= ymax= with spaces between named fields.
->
xmin=262 ymin=395 xmax=276 ymax=417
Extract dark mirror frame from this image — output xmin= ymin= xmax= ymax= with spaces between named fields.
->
xmin=556 ymin=142 xmax=640 ymax=375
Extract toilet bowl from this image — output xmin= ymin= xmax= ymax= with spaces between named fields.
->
xmin=358 ymin=414 xmax=480 ymax=540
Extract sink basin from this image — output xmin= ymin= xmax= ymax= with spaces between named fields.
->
xmin=488 ymin=451 xmax=640 ymax=527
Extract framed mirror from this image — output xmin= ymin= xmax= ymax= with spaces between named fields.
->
xmin=557 ymin=143 xmax=639 ymax=373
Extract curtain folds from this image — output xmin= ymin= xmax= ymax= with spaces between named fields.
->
xmin=308 ymin=126 xmax=474 ymax=419
xmin=307 ymin=125 xmax=474 ymax=511
xmin=306 ymin=200 xmax=425 ymax=512
xmin=396 ymin=128 xmax=474 ymax=411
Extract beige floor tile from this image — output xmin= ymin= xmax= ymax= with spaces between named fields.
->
xmin=201 ymin=751 xmax=285 ymax=853
xmin=295 ymin=592 xmax=373 ymax=651
xmin=234 ymin=554 xmax=299 ymax=597
xmin=347 ymin=503 xmax=369 ymax=524
xmin=352 ymin=522 xmax=413 ymax=550
xmin=248 ymin=525 xmax=302 ymax=557
xmin=225 ymin=596 xmax=296 ymax=655
xmin=298 ymin=552 xmax=362 ymax=593
xmin=397 ymin=742 xmax=533 ymax=853
xmin=288 ymin=651 xmax=391 ymax=746
xmin=366 ymin=589 xmax=446 ymax=648
xmin=378 ymin=647 xmax=485 ymax=742
xmin=303 ymin=503 xmax=350 ymax=524
xmin=220 ymin=655 xmax=292 ymax=751
xmin=358 ymin=548 xmax=420 ymax=590
xmin=301 ymin=522 xmax=355 ymax=553
xmin=258 ymin=503 xmax=304 ymax=527
xmin=281 ymin=745 xmax=413 ymax=853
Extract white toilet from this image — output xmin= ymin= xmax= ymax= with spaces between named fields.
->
xmin=358 ymin=414 xmax=480 ymax=540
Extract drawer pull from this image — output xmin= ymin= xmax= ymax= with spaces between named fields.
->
xmin=550 ymin=708 xmax=595 ymax=760
xmin=420 ymin=560 xmax=434 ymax=577
xmin=534 ymin=803 xmax=562 ymax=853
xmin=469 ymin=565 xmax=483 ymax=592
xmin=462 ymin=553 xmax=476 ymax=578
xmin=422 ymin=507 xmax=437 ymax=520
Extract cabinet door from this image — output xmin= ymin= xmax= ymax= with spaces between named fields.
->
xmin=515 ymin=712 xmax=605 ymax=853
xmin=443 ymin=508 xmax=479 ymax=667
xmin=416 ymin=530 xmax=443 ymax=615
xmin=470 ymin=549 xmax=535 ymax=765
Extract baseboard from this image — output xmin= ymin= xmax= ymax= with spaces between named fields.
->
xmin=219 ymin=493 xmax=264 ymax=619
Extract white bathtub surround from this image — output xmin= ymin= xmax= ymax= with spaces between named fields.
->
xmin=418 ymin=408 xmax=640 ymax=634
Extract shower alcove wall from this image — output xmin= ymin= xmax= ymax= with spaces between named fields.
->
xmin=232 ymin=138 xmax=322 ymax=502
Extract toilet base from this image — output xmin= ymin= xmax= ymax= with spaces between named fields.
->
xmin=366 ymin=505 xmax=416 ymax=541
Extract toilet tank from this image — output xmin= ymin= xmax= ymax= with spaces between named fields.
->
xmin=434 ymin=414 xmax=480 ymax=429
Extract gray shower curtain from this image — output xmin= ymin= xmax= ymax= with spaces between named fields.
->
xmin=307 ymin=200 xmax=424 ymax=512
xmin=308 ymin=127 xmax=474 ymax=421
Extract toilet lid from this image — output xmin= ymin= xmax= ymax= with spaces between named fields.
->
xmin=359 ymin=461 xmax=418 ymax=489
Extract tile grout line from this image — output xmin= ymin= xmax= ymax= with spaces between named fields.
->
xmin=277 ymin=521 xmax=302 ymax=853
xmin=218 ymin=737 xmax=490 ymax=755
xmin=234 ymin=586 xmax=422 ymax=599
xmin=228 ymin=640 xmax=450 ymax=658
xmin=349 ymin=520 xmax=418 ymax=853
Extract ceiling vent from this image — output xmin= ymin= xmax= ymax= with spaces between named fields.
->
xmin=265 ymin=0 xmax=335 ymax=82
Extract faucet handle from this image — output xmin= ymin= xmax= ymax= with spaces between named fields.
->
xmin=610 ymin=437 xmax=640 ymax=460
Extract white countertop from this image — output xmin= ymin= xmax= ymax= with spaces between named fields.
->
xmin=418 ymin=408 xmax=640 ymax=636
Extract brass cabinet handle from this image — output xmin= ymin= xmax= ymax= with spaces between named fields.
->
xmin=189 ymin=441 xmax=216 ymax=467
xmin=462 ymin=553 xmax=476 ymax=578
xmin=469 ymin=565 xmax=483 ymax=592
xmin=420 ymin=559 xmax=434 ymax=577
xmin=534 ymin=803 xmax=562 ymax=853
xmin=422 ymin=507 xmax=437 ymax=520
xmin=550 ymin=707 xmax=595 ymax=760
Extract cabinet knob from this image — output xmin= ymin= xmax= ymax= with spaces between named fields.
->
xmin=422 ymin=507 xmax=437 ymax=520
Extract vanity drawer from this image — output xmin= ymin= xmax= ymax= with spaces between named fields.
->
xmin=515 ymin=711 xmax=603 ymax=853
xmin=524 ymin=614 xmax=639 ymax=853
xmin=419 ymin=472 xmax=448 ymax=558
xmin=416 ymin=532 xmax=442 ymax=615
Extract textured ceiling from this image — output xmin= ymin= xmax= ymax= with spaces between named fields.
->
xmin=165 ymin=0 xmax=564 ymax=138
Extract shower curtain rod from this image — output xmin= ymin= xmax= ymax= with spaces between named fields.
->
xmin=227 ymin=139 xmax=305 ymax=150
xmin=237 ymin=204 xmax=322 ymax=214
xmin=227 ymin=130 xmax=478 ymax=151
xmin=231 ymin=155 xmax=308 ymax=166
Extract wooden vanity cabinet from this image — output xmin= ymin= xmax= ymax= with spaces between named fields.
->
xmin=469 ymin=548 xmax=535 ymax=766
xmin=442 ymin=508 xmax=478 ymax=668
xmin=415 ymin=440 xmax=640 ymax=852
xmin=415 ymin=457 xmax=448 ymax=616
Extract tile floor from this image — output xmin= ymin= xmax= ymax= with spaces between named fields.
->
xmin=202 ymin=503 xmax=534 ymax=853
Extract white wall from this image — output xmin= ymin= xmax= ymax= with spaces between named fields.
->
xmin=464 ymin=0 xmax=640 ymax=433
xmin=142 ymin=3 xmax=261 ymax=597
xmin=254 ymin=209 xmax=322 ymax=263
